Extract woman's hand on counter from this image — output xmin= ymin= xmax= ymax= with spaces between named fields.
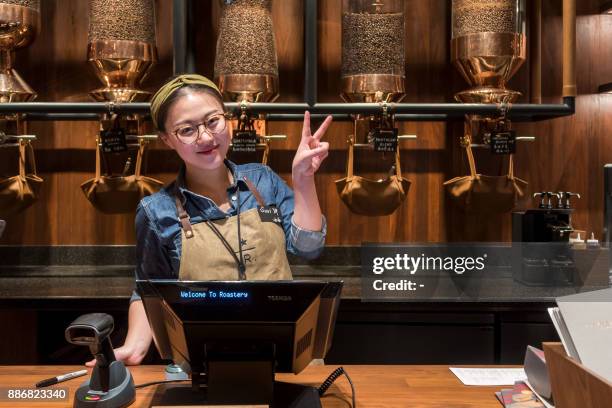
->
xmin=85 ymin=299 xmax=153 ymax=367
xmin=85 ymin=340 xmax=150 ymax=367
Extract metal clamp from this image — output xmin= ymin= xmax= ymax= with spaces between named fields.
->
xmin=516 ymin=136 xmax=536 ymax=142
xmin=134 ymin=134 xmax=158 ymax=141
xmin=239 ymin=100 xmax=250 ymax=117
xmin=0 ymin=133 xmax=37 ymax=143
xmin=497 ymin=100 xmax=512 ymax=120
xmin=471 ymin=135 xmax=536 ymax=148
xmin=381 ymin=101 xmax=389 ymax=118
xmin=262 ymin=134 xmax=287 ymax=142
xmin=106 ymin=101 xmax=117 ymax=116
xmin=237 ymin=100 xmax=256 ymax=132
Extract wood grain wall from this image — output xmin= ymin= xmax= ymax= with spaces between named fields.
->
xmin=1 ymin=0 xmax=611 ymax=246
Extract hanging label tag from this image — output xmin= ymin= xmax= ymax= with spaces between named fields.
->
xmin=490 ymin=130 xmax=516 ymax=155
xmin=371 ymin=128 xmax=398 ymax=153
xmin=258 ymin=205 xmax=282 ymax=226
xmin=100 ymin=128 xmax=128 ymax=153
xmin=232 ymin=130 xmax=258 ymax=153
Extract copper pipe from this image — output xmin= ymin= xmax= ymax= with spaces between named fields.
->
xmin=530 ymin=0 xmax=542 ymax=103
xmin=563 ymin=0 xmax=576 ymax=97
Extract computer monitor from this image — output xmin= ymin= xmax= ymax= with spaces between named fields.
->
xmin=137 ymin=279 xmax=343 ymax=406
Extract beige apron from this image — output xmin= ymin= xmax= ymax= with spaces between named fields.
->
xmin=174 ymin=176 xmax=293 ymax=281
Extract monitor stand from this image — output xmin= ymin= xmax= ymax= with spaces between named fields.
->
xmin=154 ymin=381 xmax=322 ymax=408
xmin=153 ymin=360 xmax=322 ymax=407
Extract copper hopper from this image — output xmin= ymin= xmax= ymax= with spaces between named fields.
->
xmin=340 ymin=0 xmax=405 ymax=104
xmin=0 ymin=0 xmax=40 ymax=102
xmin=87 ymin=0 xmax=157 ymax=103
xmin=451 ymin=0 xmax=526 ymax=104
xmin=214 ymin=0 xmax=279 ymax=103
xmin=336 ymin=0 xmax=412 ymax=217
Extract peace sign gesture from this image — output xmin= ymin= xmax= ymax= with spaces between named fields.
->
xmin=292 ymin=111 xmax=332 ymax=179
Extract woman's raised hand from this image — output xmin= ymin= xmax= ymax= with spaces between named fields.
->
xmin=292 ymin=111 xmax=332 ymax=179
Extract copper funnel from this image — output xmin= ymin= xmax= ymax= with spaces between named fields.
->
xmin=340 ymin=73 xmax=405 ymax=103
xmin=88 ymin=39 xmax=157 ymax=103
xmin=0 ymin=3 xmax=39 ymax=102
xmin=216 ymin=73 xmax=279 ymax=103
xmin=452 ymin=32 xmax=526 ymax=103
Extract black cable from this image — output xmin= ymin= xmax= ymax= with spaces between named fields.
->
xmin=134 ymin=379 xmax=191 ymax=389
xmin=235 ymin=185 xmax=246 ymax=280
xmin=201 ymin=183 xmax=246 ymax=280
xmin=318 ymin=367 xmax=356 ymax=408
xmin=204 ymin=219 xmax=242 ymax=272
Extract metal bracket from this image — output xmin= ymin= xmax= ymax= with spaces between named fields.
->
xmin=107 ymin=101 xmax=117 ymax=116
xmin=471 ymin=135 xmax=536 ymax=148
xmin=125 ymin=134 xmax=158 ymax=141
xmin=380 ymin=101 xmax=389 ymax=121
xmin=0 ymin=133 xmax=37 ymax=143
xmin=262 ymin=134 xmax=286 ymax=142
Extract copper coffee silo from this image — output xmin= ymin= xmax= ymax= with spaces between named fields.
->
xmin=451 ymin=0 xmax=527 ymax=104
xmin=341 ymin=0 xmax=405 ymax=104
xmin=88 ymin=0 xmax=158 ymax=103
xmin=0 ymin=0 xmax=40 ymax=102
xmin=214 ymin=0 xmax=279 ymax=103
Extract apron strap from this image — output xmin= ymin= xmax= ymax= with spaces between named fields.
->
xmin=172 ymin=180 xmax=247 ymax=278
xmin=241 ymin=176 xmax=265 ymax=207
xmin=174 ymin=193 xmax=194 ymax=239
xmin=172 ymin=171 xmax=264 ymax=239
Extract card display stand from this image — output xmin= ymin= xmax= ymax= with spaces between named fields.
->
xmin=543 ymin=342 xmax=612 ymax=408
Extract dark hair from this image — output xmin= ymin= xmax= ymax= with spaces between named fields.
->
xmin=156 ymin=83 xmax=225 ymax=132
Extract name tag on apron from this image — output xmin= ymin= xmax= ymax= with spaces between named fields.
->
xmin=258 ymin=205 xmax=282 ymax=227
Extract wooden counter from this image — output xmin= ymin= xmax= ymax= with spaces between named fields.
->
xmin=0 ymin=364 xmax=507 ymax=407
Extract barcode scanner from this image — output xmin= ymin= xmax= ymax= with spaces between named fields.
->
xmin=65 ymin=313 xmax=135 ymax=407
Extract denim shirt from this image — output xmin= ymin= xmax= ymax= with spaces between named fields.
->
xmin=130 ymin=160 xmax=327 ymax=302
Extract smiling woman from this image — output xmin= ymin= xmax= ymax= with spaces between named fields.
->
xmin=85 ymin=74 xmax=333 ymax=367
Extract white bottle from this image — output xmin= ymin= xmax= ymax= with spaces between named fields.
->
xmin=586 ymin=232 xmax=600 ymax=249
xmin=569 ymin=233 xmax=586 ymax=249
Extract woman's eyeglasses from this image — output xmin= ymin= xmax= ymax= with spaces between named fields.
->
xmin=172 ymin=113 xmax=229 ymax=145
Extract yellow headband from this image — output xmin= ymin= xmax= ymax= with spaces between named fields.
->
xmin=149 ymin=74 xmax=222 ymax=129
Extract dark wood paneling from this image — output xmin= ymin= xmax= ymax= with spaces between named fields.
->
xmin=0 ymin=0 xmax=175 ymax=244
xmin=0 ymin=310 xmax=37 ymax=364
xmin=1 ymin=0 xmax=611 ymax=245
